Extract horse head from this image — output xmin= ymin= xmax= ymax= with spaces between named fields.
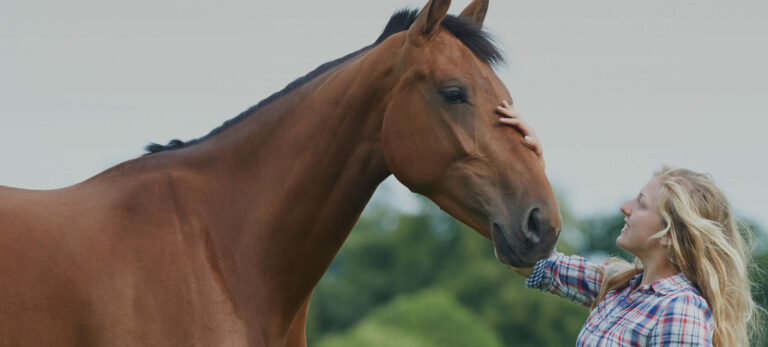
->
xmin=380 ymin=0 xmax=561 ymax=267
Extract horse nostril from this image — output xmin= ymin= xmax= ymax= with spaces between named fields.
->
xmin=524 ymin=207 xmax=542 ymax=244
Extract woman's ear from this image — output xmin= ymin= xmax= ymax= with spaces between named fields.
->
xmin=659 ymin=235 xmax=672 ymax=247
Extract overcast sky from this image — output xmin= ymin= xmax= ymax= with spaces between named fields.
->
xmin=1 ymin=0 xmax=766 ymax=229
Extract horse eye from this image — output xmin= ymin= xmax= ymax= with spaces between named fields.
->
xmin=439 ymin=87 xmax=468 ymax=104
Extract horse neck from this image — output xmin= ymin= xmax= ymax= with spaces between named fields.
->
xmin=176 ymin=43 xmax=399 ymax=327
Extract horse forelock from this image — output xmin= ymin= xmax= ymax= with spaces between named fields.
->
xmin=376 ymin=9 xmax=504 ymax=66
xmin=145 ymin=8 xmax=505 ymax=154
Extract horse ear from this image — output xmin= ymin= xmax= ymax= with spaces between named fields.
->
xmin=459 ymin=0 xmax=488 ymax=28
xmin=407 ymin=0 xmax=451 ymax=44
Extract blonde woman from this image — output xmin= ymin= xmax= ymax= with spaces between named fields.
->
xmin=496 ymin=101 xmax=760 ymax=347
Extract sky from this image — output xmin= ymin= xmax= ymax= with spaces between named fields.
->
xmin=1 ymin=0 xmax=766 ymax=229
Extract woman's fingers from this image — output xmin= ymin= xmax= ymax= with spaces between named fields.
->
xmin=496 ymin=101 xmax=544 ymax=159
xmin=524 ymin=136 xmax=543 ymax=157
xmin=498 ymin=117 xmax=521 ymax=125
xmin=496 ymin=104 xmax=520 ymax=118
xmin=498 ymin=117 xmax=533 ymax=137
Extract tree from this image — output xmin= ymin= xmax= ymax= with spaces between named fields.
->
xmin=315 ymin=289 xmax=503 ymax=347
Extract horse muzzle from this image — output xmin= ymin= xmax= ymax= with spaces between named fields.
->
xmin=491 ymin=205 xmax=560 ymax=267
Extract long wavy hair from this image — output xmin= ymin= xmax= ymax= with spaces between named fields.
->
xmin=591 ymin=166 xmax=762 ymax=347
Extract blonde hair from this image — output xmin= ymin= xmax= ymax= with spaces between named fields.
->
xmin=591 ymin=166 xmax=763 ymax=347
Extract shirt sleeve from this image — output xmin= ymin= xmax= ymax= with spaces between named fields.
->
xmin=648 ymin=295 xmax=713 ymax=346
xmin=524 ymin=251 xmax=606 ymax=307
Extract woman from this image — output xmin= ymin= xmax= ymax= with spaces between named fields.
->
xmin=496 ymin=101 xmax=761 ymax=347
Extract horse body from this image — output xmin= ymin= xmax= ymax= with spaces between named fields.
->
xmin=1 ymin=31 xmax=394 ymax=346
xmin=0 ymin=170 xmax=245 ymax=345
xmin=0 ymin=1 xmax=561 ymax=346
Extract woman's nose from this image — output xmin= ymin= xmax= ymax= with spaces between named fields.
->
xmin=620 ymin=203 xmax=630 ymax=216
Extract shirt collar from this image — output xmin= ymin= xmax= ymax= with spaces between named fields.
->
xmin=630 ymin=272 xmax=693 ymax=295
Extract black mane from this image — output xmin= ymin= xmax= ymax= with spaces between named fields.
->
xmin=145 ymin=9 xmax=504 ymax=154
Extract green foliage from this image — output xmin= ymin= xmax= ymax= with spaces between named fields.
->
xmin=749 ymin=221 xmax=768 ymax=343
xmin=316 ymin=289 xmax=503 ymax=347
xmin=316 ymin=323 xmax=430 ymax=347
xmin=307 ymin=202 xmax=467 ymax=335
xmin=576 ymin=211 xmax=632 ymax=260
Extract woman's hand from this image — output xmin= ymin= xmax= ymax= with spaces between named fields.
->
xmin=496 ymin=101 xmax=544 ymax=159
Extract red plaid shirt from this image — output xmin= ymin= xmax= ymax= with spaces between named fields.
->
xmin=525 ymin=252 xmax=713 ymax=346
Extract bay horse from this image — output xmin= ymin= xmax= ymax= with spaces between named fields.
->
xmin=0 ymin=0 xmax=561 ymax=346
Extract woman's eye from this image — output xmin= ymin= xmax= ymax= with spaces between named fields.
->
xmin=439 ymin=88 xmax=468 ymax=104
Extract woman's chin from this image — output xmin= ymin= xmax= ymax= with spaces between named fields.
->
xmin=616 ymin=234 xmax=626 ymax=249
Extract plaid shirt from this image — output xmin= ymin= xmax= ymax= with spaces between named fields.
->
xmin=525 ymin=252 xmax=713 ymax=346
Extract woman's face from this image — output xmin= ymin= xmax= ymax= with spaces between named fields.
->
xmin=617 ymin=177 xmax=666 ymax=255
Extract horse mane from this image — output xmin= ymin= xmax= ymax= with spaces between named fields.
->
xmin=145 ymin=8 xmax=504 ymax=154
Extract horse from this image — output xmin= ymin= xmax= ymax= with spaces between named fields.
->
xmin=0 ymin=0 xmax=561 ymax=345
